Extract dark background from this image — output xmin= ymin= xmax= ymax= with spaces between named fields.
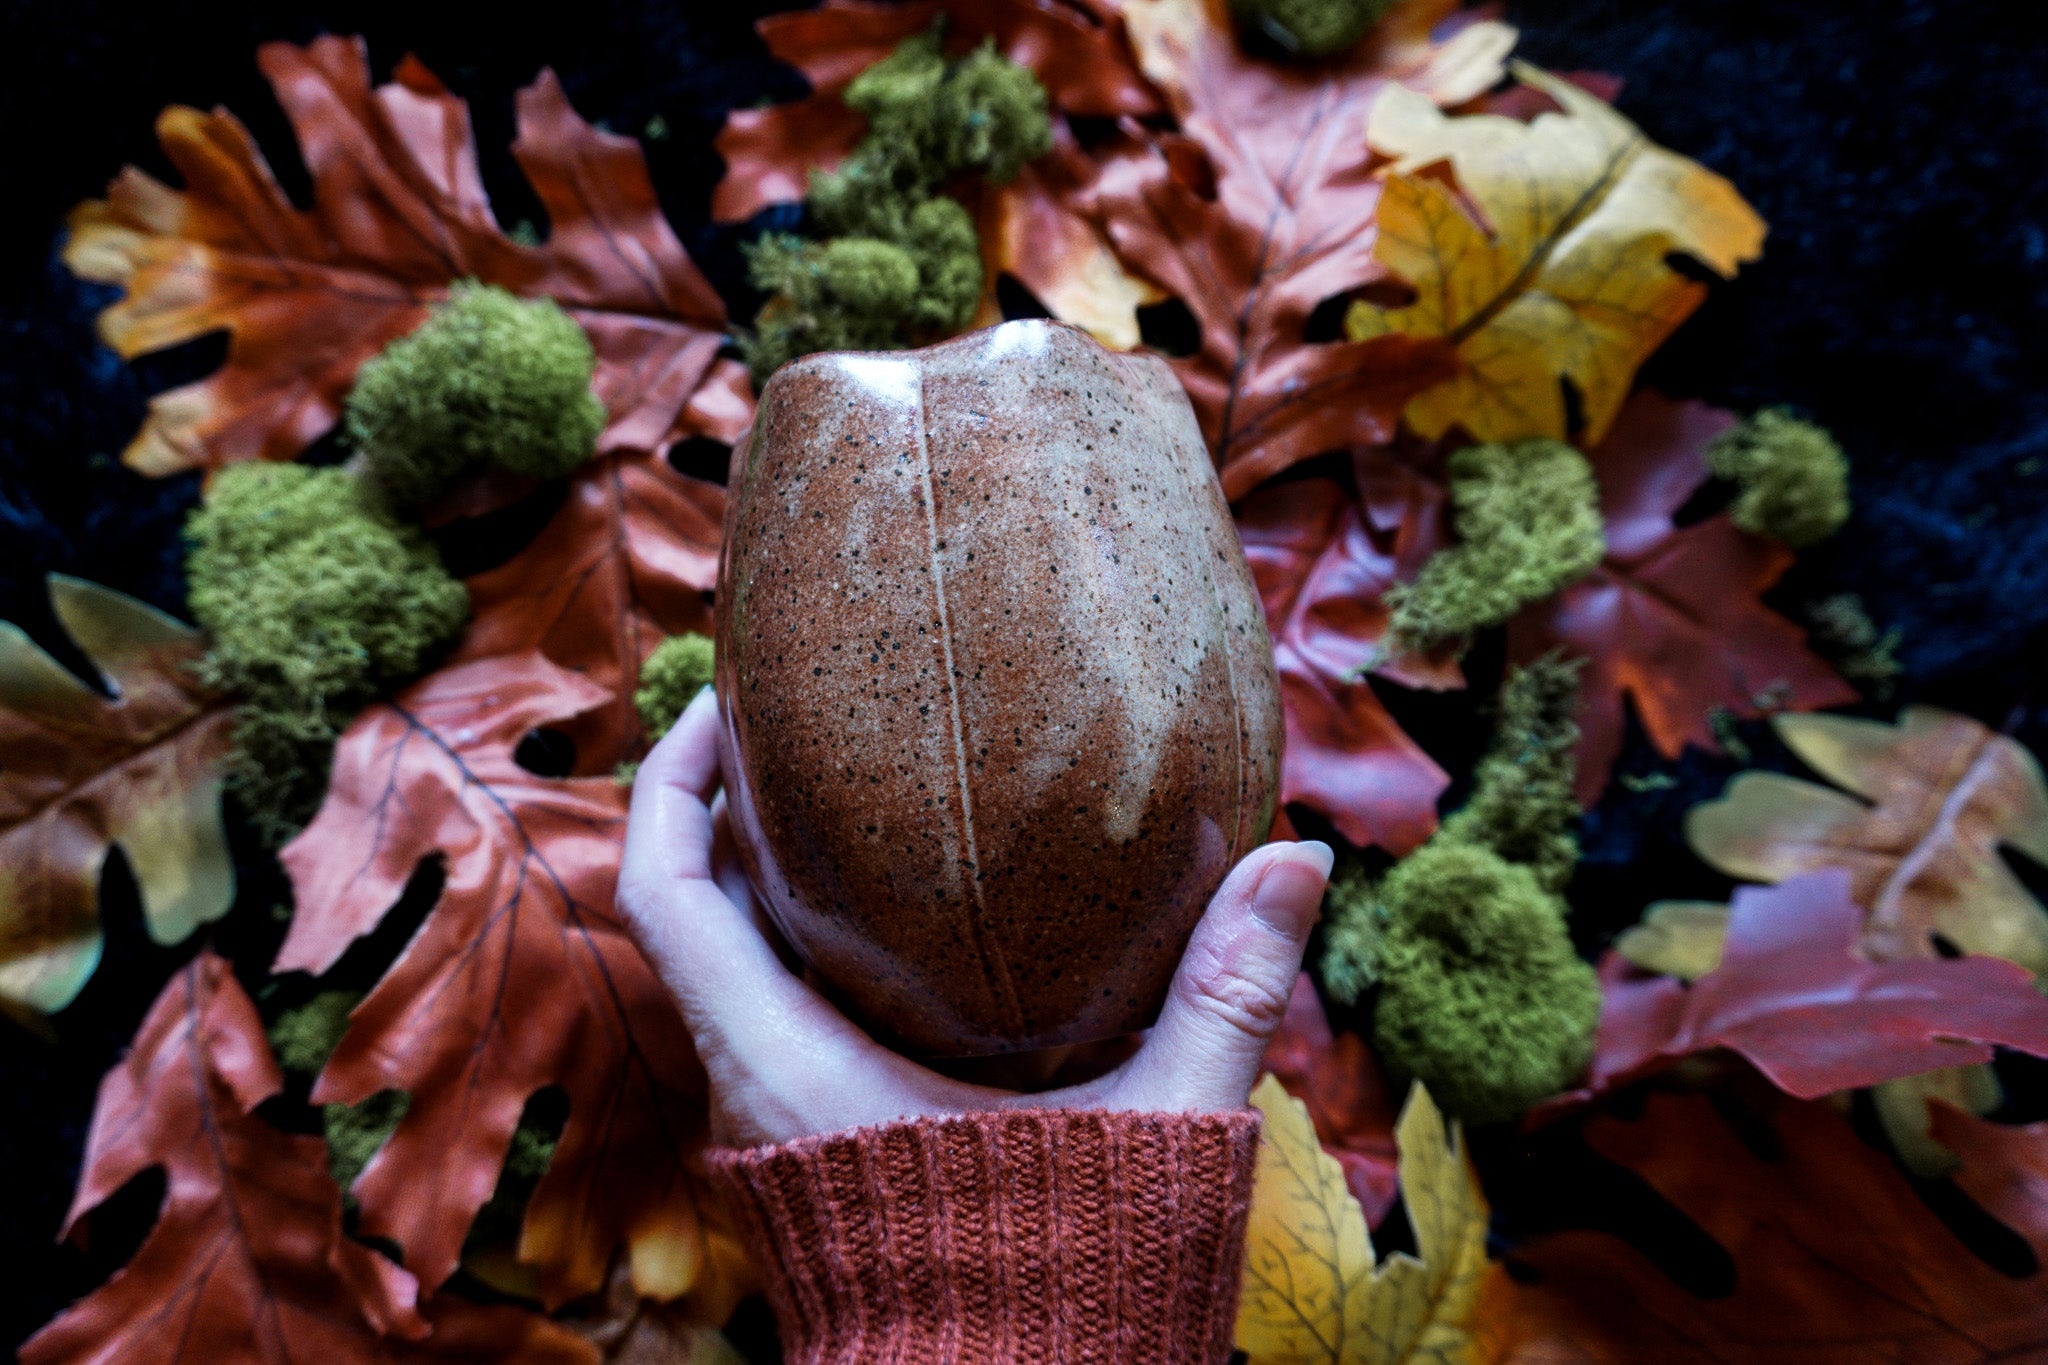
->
xmin=5 ymin=0 xmax=2048 ymax=1352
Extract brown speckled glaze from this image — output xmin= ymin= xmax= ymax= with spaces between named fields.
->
xmin=714 ymin=320 xmax=1283 ymax=1056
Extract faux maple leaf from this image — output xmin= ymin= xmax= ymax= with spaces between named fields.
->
xmin=274 ymin=653 xmax=712 ymax=1308
xmin=1236 ymin=457 xmax=1458 ymax=853
xmin=1507 ymin=391 xmax=1855 ymax=804
xmin=1263 ymin=973 xmax=1402 ymax=1226
xmin=0 ymin=576 xmax=233 ymax=1017
xmin=1689 ymin=705 xmax=2048 ymax=974
xmin=1587 ymin=871 xmax=2048 ymax=1099
xmin=66 ymin=36 xmax=730 ymax=476
xmin=1348 ymin=64 xmax=1765 ymax=447
xmin=1476 ymin=1088 xmax=2048 ymax=1363
xmin=1238 ymin=1075 xmax=1488 ymax=1364
xmin=1092 ymin=0 xmax=1515 ymax=498
xmin=23 ymin=952 xmax=595 ymax=1365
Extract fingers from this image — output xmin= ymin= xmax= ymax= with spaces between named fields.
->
xmin=1109 ymin=840 xmax=1332 ymax=1113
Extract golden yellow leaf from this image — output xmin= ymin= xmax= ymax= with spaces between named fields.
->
xmin=0 ymin=576 xmax=234 ymax=1018
xmin=1239 ymin=1074 xmax=1489 ymax=1364
xmin=1614 ymin=901 xmax=1730 ymax=981
xmin=1347 ymin=64 xmax=1765 ymax=445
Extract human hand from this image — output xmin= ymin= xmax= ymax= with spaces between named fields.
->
xmin=617 ymin=687 xmax=1333 ymax=1149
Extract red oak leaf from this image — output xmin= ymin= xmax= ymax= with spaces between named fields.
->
xmin=1236 ymin=454 xmax=1456 ymax=852
xmin=23 ymin=953 xmax=595 ymax=1365
xmin=1507 ymin=391 xmax=1856 ymax=804
xmin=66 ymin=36 xmax=729 ymax=476
xmin=1587 ymin=871 xmax=2048 ymax=1099
xmin=1929 ymin=1103 xmax=2048 ymax=1256
xmin=274 ymin=654 xmax=711 ymax=1308
xmin=1479 ymin=1088 xmax=2048 ymax=1363
xmin=1262 ymin=973 xmax=1401 ymax=1225
xmin=711 ymin=0 xmax=1161 ymax=223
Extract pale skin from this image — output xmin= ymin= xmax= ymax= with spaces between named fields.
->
xmin=618 ymin=688 xmax=1334 ymax=1149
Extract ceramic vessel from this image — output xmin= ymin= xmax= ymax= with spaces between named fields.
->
xmin=715 ymin=320 xmax=1283 ymax=1056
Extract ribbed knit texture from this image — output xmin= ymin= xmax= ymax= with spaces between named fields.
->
xmin=707 ymin=1108 xmax=1261 ymax=1364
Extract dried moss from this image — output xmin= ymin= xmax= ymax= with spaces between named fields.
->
xmin=1807 ymin=592 xmax=1902 ymax=698
xmin=1228 ymin=0 xmax=1393 ymax=56
xmin=346 ymin=281 xmax=605 ymax=509
xmin=186 ymin=463 xmax=469 ymax=844
xmin=1438 ymin=655 xmax=1585 ymax=893
xmin=1366 ymin=840 xmax=1601 ymax=1127
xmin=1387 ymin=439 xmax=1605 ymax=654
xmin=1707 ymin=406 xmax=1851 ymax=549
xmin=635 ymin=632 xmax=716 ymax=741
xmin=741 ymin=25 xmax=1051 ymax=382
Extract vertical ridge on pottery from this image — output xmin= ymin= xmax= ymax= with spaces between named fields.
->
xmin=716 ymin=320 xmax=1282 ymax=1056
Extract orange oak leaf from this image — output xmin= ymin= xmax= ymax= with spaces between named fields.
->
xmin=1085 ymin=0 xmax=1511 ymax=498
xmin=0 ymin=576 xmax=234 ymax=1017
xmin=710 ymin=0 xmax=1162 ymax=223
xmin=1236 ymin=454 xmax=1457 ymax=852
xmin=1262 ymin=973 xmax=1401 ymax=1225
xmin=1477 ymin=1088 xmax=2048 ymax=1363
xmin=274 ymin=653 xmax=712 ymax=1309
xmin=1507 ymin=391 xmax=1855 ymax=804
xmin=66 ymin=35 xmax=729 ymax=477
xmin=22 ymin=952 xmax=596 ymax=1365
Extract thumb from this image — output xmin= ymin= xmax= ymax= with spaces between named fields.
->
xmin=1110 ymin=840 xmax=1332 ymax=1113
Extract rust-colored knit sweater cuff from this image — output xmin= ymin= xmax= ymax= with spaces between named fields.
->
xmin=707 ymin=1108 xmax=1261 ymax=1364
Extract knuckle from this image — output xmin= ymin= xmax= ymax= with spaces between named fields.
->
xmin=1178 ymin=950 xmax=1292 ymax=1041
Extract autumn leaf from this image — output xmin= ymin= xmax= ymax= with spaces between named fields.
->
xmin=1689 ymin=705 xmax=2048 ymax=974
xmin=1507 ymin=391 xmax=1856 ymax=803
xmin=1929 ymin=1102 xmax=2048 ymax=1256
xmin=22 ymin=952 xmax=597 ymax=1365
xmin=1477 ymin=1088 xmax=2048 ymax=1363
xmin=1236 ymin=457 xmax=1458 ymax=853
xmin=66 ymin=36 xmax=730 ymax=477
xmin=564 ymin=1259 xmax=751 ymax=1365
xmin=1093 ymin=0 xmax=1512 ymax=497
xmin=273 ymin=653 xmax=713 ymax=1308
xmin=0 ymin=576 xmax=233 ymax=1017
xmin=1348 ymin=64 xmax=1765 ymax=446
xmin=1263 ymin=974 xmax=1402 ymax=1226
xmin=1238 ymin=1075 xmax=1488 ymax=1364
xmin=1588 ymin=870 xmax=2048 ymax=1099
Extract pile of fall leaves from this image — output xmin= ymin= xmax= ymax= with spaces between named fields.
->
xmin=6 ymin=0 xmax=2048 ymax=1360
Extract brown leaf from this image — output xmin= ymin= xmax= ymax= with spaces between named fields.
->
xmin=66 ymin=37 xmax=729 ymax=477
xmin=1929 ymin=1103 xmax=2048 ymax=1258
xmin=1262 ymin=973 xmax=1401 ymax=1226
xmin=1688 ymin=704 xmax=2048 ymax=975
xmin=564 ymin=1258 xmax=753 ymax=1365
xmin=1507 ymin=391 xmax=1855 ymax=803
xmin=22 ymin=953 xmax=596 ymax=1364
xmin=274 ymin=653 xmax=715 ymax=1308
xmin=1236 ymin=456 xmax=1458 ymax=852
xmin=1478 ymin=1088 xmax=2048 ymax=1363
xmin=0 ymin=576 xmax=233 ymax=1017
xmin=1092 ymin=0 xmax=1508 ymax=497
xmin=711 ymin=0 xmax=1162 ymax=223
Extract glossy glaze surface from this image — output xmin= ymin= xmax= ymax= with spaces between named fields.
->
xmin=715 ymin=321 xmax=1282 ymax=1055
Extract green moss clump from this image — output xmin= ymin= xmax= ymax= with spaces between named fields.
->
xmin=1365 ymin=840 xmax=1601 ymax=1127
xmin=268 ymin=990 xmax=361 ymax=1075
xmin=741 ymin=25 xmax=1051 ymax=383
xmin=187 ymin=463 xmax=469 ymax=844
xmin=1438 ymin=655 xmax=1585 ymax=893
xmin=1318 ymin=858 xmax=1385 ymax=1006
xmin=346 ymin=281 xmax=606 ymax=508
xmin=1387 ymin=440 xmax=1605 ymax=655
xmin=635 ymin=632 xmax=716 ymax=741
xmin=1228 ymin=0 xmax=1393 ymax=57
xmin=1707 ymin=407 xmax=1851 ymax=549
xmin=1806 ymin=592 xmax=1902 ymax=698
xmin=267 ymin=990 xmax=409 ymax=1193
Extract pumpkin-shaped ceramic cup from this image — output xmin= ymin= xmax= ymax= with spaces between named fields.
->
xmin=715 ymin=320 xmax=1283 ymax=1056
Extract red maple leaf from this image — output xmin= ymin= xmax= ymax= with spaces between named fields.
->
xmin=1586 ymin=871 xmax=2048 ymax=1099
xmin=1262 ymin=973 xmax=1401 ymax=1225
xmin=274 ymin=654 xmax=711 ymax=1308
xmin=1507 ymin=391 xmax=1856 ymax=804
xmin=22 ymin=953 xmax=594 ymax=1364
xmin=1236 ymin=454 xmax=1457 ymax=852
xmin=66 ymin=36 xmax=731 ymax=476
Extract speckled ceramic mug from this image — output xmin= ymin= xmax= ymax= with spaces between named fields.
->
xmin=715 ymin=320 xmax=1283 ymax=1056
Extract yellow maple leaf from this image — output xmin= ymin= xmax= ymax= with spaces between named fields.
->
xmin=1239 ymin=1074 xmax=1489 ymax=1365
xmin=1347 ymin=63 xmax=1765 ymax=445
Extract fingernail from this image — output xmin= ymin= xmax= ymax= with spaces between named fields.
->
xmin=1251 ymin=841 xmax=1333 ymax=939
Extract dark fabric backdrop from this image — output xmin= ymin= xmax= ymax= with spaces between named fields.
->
xmin=4 ymin=0 xmax=2046 ymax=1352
